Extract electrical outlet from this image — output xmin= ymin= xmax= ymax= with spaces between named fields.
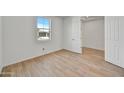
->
xmin=42 ymin=48 xmax=46 ymax=56
xmin=42 ymin=48 xmax=45 ymax=51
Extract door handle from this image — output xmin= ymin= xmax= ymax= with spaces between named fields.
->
xmin=72 ymin=39 xmax=75 ymax=40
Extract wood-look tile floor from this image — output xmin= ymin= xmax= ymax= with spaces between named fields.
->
xmin=1 ymin=49 xmax=124 ymax=77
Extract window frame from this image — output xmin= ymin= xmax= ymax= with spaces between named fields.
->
xmin=36 ymin=16 xmax=52 ymax=41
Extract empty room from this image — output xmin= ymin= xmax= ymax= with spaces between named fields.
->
xmin=0 ymin=16 xmax=124 ymax=77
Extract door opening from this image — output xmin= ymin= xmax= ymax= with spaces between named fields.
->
xmin=80 ymin=16 xmax=105 ymax=58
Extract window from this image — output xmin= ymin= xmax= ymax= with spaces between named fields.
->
xmin=36 ymin=17 xmax=51 ymax=40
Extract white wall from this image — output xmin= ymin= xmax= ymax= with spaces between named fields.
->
xmin=63 ymin=17 xmax=72 ymax=51
xmin=2 ymin=16 xmax=63 ymax=66
xmin=81 ymin=19 xmax=104 ymax=50
xmin=0 ymin=17 xmax=3 ymax=72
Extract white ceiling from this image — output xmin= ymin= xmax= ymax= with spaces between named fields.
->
xmin=58 ymin=16 xmax=104 ymax=21
xmin=60 ymin=16 xmax=104 ymax=18
xmin=80 ymin=16 xmax=104 ymax=22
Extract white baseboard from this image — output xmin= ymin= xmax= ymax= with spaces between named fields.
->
xmin=3 ymin=48 xmax=63 ymax=67
xmin=0 ymin=65 xmax=3 ymax=74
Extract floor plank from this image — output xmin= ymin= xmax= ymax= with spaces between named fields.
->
xmin=1 ymin=49 xmax=124 ymax=77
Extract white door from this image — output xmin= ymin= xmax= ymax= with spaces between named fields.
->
xmin=105 ymin=16 xmax=124 ymax=68
xmin=71 ymin=17 xmax=82 ymax=53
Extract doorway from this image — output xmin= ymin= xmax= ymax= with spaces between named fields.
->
xmin=80 ymin=16 xmax=105 ymax=58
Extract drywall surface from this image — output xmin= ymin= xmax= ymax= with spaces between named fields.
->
xmin=81 ymin=19 xmax=104 ymax=50
xmin=63 ymin=17 xmax=72 ymax=51
xmin=0 ymin=17 xmax=3 ymax=72
xmin=3 ymin=16 xmax=63 ymax=66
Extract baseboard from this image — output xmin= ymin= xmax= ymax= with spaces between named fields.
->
xmin=0 ymin=65 xmax=3 ymax=74
xmin=83 ymin=47 xmax=104 ymax=50
xmin=63 ymin=48 xmax=72 ymax=52
xmin=3 ymin=48 xmax=63 ymax=67
xmin=82 ymin=47 xmax=104 ymax=51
